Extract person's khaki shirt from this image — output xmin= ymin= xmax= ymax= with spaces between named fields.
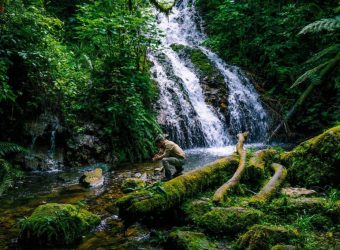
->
xmin=159 ymin=140 xmax=186 ymax=159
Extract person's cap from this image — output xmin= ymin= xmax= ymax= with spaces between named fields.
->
xmin=155 ymin=134 xmax=167 ymax=142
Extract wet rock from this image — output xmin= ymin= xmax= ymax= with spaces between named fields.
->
xmin=23 ymin=153 xmax=62 ymax=171
xmin=18 ymin=203 xmax=100 ymax=247
xmin=198 ymin=206 xmax=263 ymax=235
xmin=65 ymin=123 xmax=117 ymax=167
xmin=170 ymin=44 xmax=228 ymax=119
xmin=281 ymin=187 xmax=316 ymax=198
xmin=79 ymin=168 xmax=104 ymax=188
xmin=167 ymin=230 xmax=217 ymax=250
xmin=121 ymin=178 xmax=146 ymax=193
xmin=82 ymin=163 xmax=112 ymax=173
xmin=134 ymin=172 xmax=142 ymax=178
xmin=237 ymin=224 xmax=299 ymax=250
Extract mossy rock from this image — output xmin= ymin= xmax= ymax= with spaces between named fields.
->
xmin=237 ymin=224 xmax=299 ymax=250
xmin=121 ymin=178 xmax=146 ymax=193
xmin=197 ymin=207 xmax=263 ymax=235
xmin=170 ymin=44 xmax=228 ymax=113
xmin=117 ymin=155 xmax=238 ymax=221
xmin=281 ymin=125 xmax=340 ymax=187
xmin=150 ymin=0 xmax=176 ymax=13
xmin=271 ymin=244 xmax=297 ymax=250
xmin=167 ymin=230 xmax=218 ymax=250
xmin=79 ymin=168 xmax=103 ymax=187
xmin=19 ymin=203 xmax=101 ymax=246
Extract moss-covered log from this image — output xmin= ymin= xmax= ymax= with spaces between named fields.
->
xmin=117 ymin=155 xmax=239 ymax=221
xmin=281 ymin=125 xmax=340 ymax=187
xmin=213 ymin=132 xmax=249 ymax=203
xmin=250 ymin=163 xmax=287 ymax=203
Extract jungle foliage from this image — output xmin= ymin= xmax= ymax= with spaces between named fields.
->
xmin=0 ymin=0 xmax=161 ymax=162
xmin=196 ymin=0 xmax=339 ymax=137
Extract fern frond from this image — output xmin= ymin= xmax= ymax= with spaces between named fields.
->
xmin=305 ymin=44 xmax=340 ymax=65
xmin=0 ymin=142 xmax=28 ymax=157
xmin=0 ymin=159 xmax=13 ymax=196
xmin=290 ymin=61 xmax=328 ymax=89
xmin=299 ymin=17 xmax=340 ymax=35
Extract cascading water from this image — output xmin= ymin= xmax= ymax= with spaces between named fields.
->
xmin=150 ymin=0 xmax=269 ymax=147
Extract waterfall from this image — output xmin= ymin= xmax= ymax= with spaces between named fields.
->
xmin=150 ymin=0 xmax=269 ymax=147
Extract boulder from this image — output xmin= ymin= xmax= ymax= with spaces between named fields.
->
xmin=167 ymin=230 xmax=217 ymax=250
xmin=237 ymin=225 xmax=299 ymax=250
xmin=121 ymin=178 xmax=146 ymax=193
xmin=281 ymin=125 xmax=340 ymax=187
xmin=197 ymin=207 xmax=263 ymax=235
xmin=281 ymin=187 xmax=316 ymax=198
xmin=19 ymin=203 xmax=100 ymax=246
xmin=79 ymin=168 xmax=103 ymax=187
xmin=65 ymin=123 xmax=117 ymax=167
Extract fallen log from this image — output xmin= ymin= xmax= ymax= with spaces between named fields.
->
xmin=250 ymin=163 xmax=287 ymax=203
xmin=116 ymin=155 xmax=239 ymax=221
xmin=213 ymin=132 xmax=249 ymax=203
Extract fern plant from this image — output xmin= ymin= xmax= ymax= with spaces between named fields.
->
xmin=0 ymin=142 xmax=26 ymax=196
xmin=299 ymin=16 xmax=340 ymax=35
xmin=0 ymin=142 xmax=27 ymax=157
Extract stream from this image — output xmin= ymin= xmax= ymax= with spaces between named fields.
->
xmin=0 ymin=145 xmax=271 ymax=249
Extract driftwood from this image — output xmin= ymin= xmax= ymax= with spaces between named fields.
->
xmin=250 ymin=163 xmax=287 ymax=203
xmin=213 ymin=132 xmax=249 ymax=203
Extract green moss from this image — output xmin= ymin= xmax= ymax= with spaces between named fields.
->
xmin=237 ymin=224 xmax=299 ymax=250
xmin=121 ymin=178 xmax=146 ymax=193
xmin=116 ymin=155 xmax=239 ymax=221
xmin=271 ymin=244 xmax=297 ymax=250
xmin=19 ymin=203 xmax=100 ymax=246
xmin=281 ymin=125 xmax=340 ymax=187
xmin=197 ymin=207 xmax=263 ymax=235
xmin=167 ymin=230 xmax=218 ymax=250
xmin=170 ymin=44 xmax=225 ymax=87
xmin=182 ymin=199 xmax=213 ymax=223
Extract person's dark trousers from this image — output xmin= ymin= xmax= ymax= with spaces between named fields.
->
xmin=161 ymin=157 xmax=186 ymax=179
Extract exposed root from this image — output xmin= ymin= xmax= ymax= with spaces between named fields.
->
xmin=213 ymin=132 xmax=249 ymax=203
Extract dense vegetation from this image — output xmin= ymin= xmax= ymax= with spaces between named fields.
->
xmin=196 ymin=0 xmax=339 ymax=137
xmin=0 ymin=0 xmax=160 ymax=162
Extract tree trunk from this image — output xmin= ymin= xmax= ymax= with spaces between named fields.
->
xmin=213 ymin=132 xmax=249 ymax=203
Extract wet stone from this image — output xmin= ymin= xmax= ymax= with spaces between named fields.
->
xmin=79 ymin=168 xmax=104 ymax=188
xmin=281 ymin=187 xmax=316 ymax=198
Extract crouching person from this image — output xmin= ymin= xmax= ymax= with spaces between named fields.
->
xmin=152 ymin=135 xmax=186 ymax=181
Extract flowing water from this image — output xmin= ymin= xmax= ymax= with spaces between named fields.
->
xmin=151 ymin=0 xmax=269 ymax=146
